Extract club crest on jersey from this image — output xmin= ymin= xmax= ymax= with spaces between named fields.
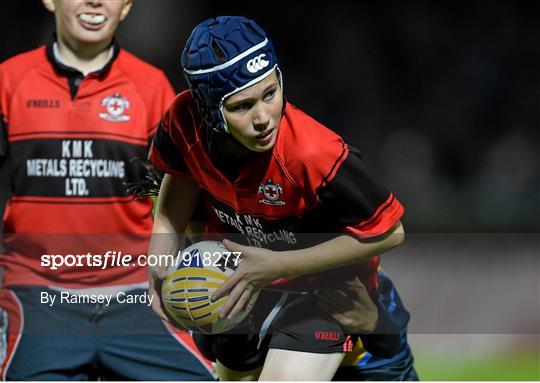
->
xmin=258 ymin=179 xmax=285 ymax=206
xmin=99 ymin=92 xmax=130 ymax=122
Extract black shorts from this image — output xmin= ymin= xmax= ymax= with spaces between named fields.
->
xmin=268 ymin=291 xmax=357 ymax=353
xmin=194 ymin=289 xmax=357 ymax=371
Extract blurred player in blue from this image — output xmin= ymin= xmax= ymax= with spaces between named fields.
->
xmin=148 ymin=16 xmax=418 ymax=381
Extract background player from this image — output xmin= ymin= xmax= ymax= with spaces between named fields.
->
xmin=0 ymin=0 xmax=213 ymax=379
xmin=148 ymin=16 xmax=415 ymax=380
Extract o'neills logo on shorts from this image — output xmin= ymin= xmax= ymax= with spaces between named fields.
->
xmin=314 ymin=331 xmax=341 ymax=341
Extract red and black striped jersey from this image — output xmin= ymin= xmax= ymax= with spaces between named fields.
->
xmin=151 ymin=90 xmax=403 ymax=294
xmin=0 ymin=40 xmax=175 ymax=288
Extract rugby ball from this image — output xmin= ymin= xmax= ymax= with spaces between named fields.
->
xmin=161 ymin=240 xmax=249 ymax=334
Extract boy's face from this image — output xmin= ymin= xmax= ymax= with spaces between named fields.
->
xmin=222 ymin=71 xmax=283 ymax=153
xmin=43 ymin=0 xmax=132 ymax=47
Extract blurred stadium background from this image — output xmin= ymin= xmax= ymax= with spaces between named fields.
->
xmin=1 ymin=1 xmax=538 ymax=380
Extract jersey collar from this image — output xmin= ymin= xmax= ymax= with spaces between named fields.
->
xmin=45 ymin=33 xmax=120 ymax=79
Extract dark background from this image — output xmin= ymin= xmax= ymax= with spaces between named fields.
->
xmin=1 ymin=0 xmax=539 ymax=232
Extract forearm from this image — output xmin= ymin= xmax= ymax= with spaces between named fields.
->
xmin=147 ymin=174 xmax=201 ymax=322
xmin=211 ymin=223 xmax=404 ymax=320
xmin=148 ymin=174 xmax=200 ymax=267
xmin=278 ymin=222 xmax=404 ymax=279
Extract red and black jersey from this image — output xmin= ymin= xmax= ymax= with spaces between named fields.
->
xmin=0 ymin=40 xmax=175 ymax=287
xmin=151 ymin=90 xmax=403 ymax=294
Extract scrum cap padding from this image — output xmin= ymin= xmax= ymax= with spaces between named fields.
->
xmin=181 ymin=16 xmax=281 ymax=132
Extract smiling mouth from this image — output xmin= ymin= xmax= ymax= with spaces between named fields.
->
xmin=78 ymin=13 xmax=107 ymax=26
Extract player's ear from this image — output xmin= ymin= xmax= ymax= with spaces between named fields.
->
xmin=119 ymin=0 xmax=133 ymax=22
xmin=42 ymin=0 xmax=56 ymax=13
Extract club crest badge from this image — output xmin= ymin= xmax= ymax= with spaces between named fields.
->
xmin=99 ymin=92 xmax=130 ymax=122
xmin=258 ymin=179 xmax=285 ymax=206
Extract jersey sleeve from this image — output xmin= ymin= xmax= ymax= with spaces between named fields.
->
xmin=149 ymin=108 xmax=192 ymax=178
xmin=317 ymin=146 xmax=404 ymax=238
xmin=147 ymin=71 xmax=176 ymax=139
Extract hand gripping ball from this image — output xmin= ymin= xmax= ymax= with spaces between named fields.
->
xmin=161 ymin=240 xmax=248 ymax=334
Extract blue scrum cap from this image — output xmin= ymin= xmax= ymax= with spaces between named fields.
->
xmin=181 ymin=16 xmax=282 ymax=133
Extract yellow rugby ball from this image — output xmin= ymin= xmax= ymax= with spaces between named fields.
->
xmin=161 ymin=240 xmax=248 ymax=334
